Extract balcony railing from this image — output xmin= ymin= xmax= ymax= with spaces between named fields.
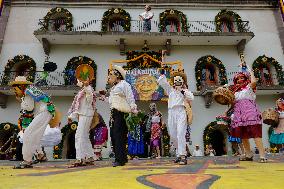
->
xmin=38 ymin=19 xmax=251 ymax=33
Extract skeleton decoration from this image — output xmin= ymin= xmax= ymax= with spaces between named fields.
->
xmin=170 ymin=70 xmax=187 ymax=88
xmin=173 ymin=75 xmax=184 ymax=87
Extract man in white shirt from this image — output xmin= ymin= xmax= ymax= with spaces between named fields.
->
xmin=158 ymin=70 xmax=194 ymax=165
xmin=193 ymin=145 xmax=203 ymax=157
xmin=139 ymin=5 xmax=154 ymax=32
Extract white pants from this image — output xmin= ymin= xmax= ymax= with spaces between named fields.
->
xmin=168 ymin=106 xmax=187 ymax=157
xmin=75 ymin=115 xmax=94 ymax=160
xmin=22 ymin=111 xmax=52 ymax=161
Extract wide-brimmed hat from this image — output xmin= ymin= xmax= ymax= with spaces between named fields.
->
xmin=9 ymin=76 xmax=33 ymax=86
xmin=75 ymin=64 xmax=94 ymax=82
xmin=233 ymin=72 xmax=250 ymax=84
xmin=112 ymin=65 xmax=126 ymax=80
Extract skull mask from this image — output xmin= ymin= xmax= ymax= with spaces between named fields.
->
xmin=173 ymin=75 xmax=184 ymax=86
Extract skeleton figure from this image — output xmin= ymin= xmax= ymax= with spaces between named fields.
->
xmin=157 ymin=71 xmax=194 ymax=165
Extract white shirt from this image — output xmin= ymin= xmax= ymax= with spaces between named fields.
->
xmin=234 ymin=85 xmax=256 ymax=101
xmin=193 ymin=149 xmax=203 ymax=156
xmin=157 ymin=75 xmax=194 ymax=109
xmin=139 ymin=11 xmax=154 ymax=20
xmin=76 ymin=85 xmax=95 ymax=117
xmin=152 ymin=115 xmax=161 ymax=123
xmin=109 ymin=80 xmax=137 ymax=110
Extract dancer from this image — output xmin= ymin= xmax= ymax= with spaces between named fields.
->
xmin=269 ymin=98 xmax=284 ymax=150
xmin=149 ymin=103 xmax=162 ymax=158
xmin=103 ymin=65 xmax=138 ymax=167
xmin=10 ymin=76 xmax=58 ymax=168
xmin=90 ymin=112 xmax=108 ymax=161
xmin=68 ymin=64 xmax=96 ymax=167
xmin=139 ymin=5 xmax=154 ymax=32
xmin=230 ymin=63 xmax=267 ymax=163
xmin=157 ymin=70 xmax=194 ymax=165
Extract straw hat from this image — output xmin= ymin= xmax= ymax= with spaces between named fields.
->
xmin=9 ymin=76 xmax=33 ymax=86
xmin=112 ymin=65 xmax=126 ymax=80
xmin=75 ymin=64 xmax=94 ymax=82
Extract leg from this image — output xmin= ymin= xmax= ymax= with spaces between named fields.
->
xmin=176 ymin=109 xmax=187 ymax=157
xmin=75 ymin=116 xmax=94 ymax=161
xmin=242 ymin=139 xmax=252 ymax=157
xmin=112 ymin=110 xmax=128 ymax=165
xmin=253 ymin=138 xmax=266 ymax=158
xmin=22 ymin=111 xmax=52 ymax=163
xmin=168 ymin=109 xmax=178 ymax=156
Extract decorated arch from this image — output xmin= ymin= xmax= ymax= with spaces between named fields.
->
xmin=101 ymin=8 xmax=131 ymax=32
xmin=215 ymin=9 xmax=245 ymax=32
xmin=0 ymin=122 xmax=19 ymax=159
xmin=1 ymin=55 xmax=36 ymax=85
xmin=41 ymin=7 xmax=73 ymax=31
xmin=53 ymin=121 xmax=77 ymax=159
xmin=159 ymin=9 xmax=188 ymax=32
xmin=195 ymin=55 xmax=227 ymax=91
xmin=203 ymin=121 xmax=229 ymax=156
xmin=252 ymin=55 xmax=284 ymax=86
xmin=64 ymin=56 xmax=97 ymax=89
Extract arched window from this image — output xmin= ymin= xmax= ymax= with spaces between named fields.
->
xmin=64 ymin=56 xmax=97 ymax=89
xmin=252 ymin=55 xmax=284 ymax=86
xmin=1 ymin=55 xmax=36 ymax=85
xmin=159 ymin=9 xmax=188 ymax=32
xmin=102 ymin=8 xmax=131 ymax=32
xmin=195 ymin=55 xmax=227 ymax=91
xmin=41 ymin=7 xmax=73 ymax=31
xmin=215 ymin=10 xmax=244 ymax=32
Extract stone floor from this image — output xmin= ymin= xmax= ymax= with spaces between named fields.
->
xmin=0 ymin=154 xmax=284 ymax=189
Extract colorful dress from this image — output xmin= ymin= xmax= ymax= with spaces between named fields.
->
xmin=231 ymin=85 xmax=262 ymax=139
xmin=270 ymin=111 xmax=284 ymax=144
xmin=151 ymin=114 xmax=162 ymax=147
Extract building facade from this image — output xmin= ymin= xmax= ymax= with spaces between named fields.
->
xmin=0 ymin=0 xmax=283 ymax=157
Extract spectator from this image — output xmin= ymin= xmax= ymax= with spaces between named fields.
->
xmin=192 ymin=145 xmax=203 ymax=157
xmin=205 ymin=144 xmax=216 ymax=156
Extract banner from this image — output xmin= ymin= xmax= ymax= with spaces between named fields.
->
xmin=125 ymin=68 xmax=170 ymax=101
xmin=0 ymin=0 xmax=3 ymax=17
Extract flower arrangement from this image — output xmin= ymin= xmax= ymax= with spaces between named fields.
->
xmin=215 ymin=9 xmax=245 ymax=32
xmin=252 ymin=55 xmax=284 ymax=86
xmin=0 ymin=122 xmax=18 ymax=132
xmin=159 ymin=9 xmax=188 ymax=32
xmin=125 ymin=51 xmax=162 ymax=69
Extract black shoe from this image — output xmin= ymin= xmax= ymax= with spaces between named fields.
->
xmin=112 ymin=162 xmax=125 ymax=167
xmin=179 ymin=158 xmax=187 ymax=165
xmin=173 ymin=157 xmax=181 ymax=163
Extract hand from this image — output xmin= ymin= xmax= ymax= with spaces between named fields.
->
xmin=67 ymin=117 xmax=72 ymax=124
xmin=99 ymin=90 xmax=106 ymax=95
xmin=99 ymin=95 xmax=106 ymax=101
xmin=181 ymin=90 xmax=185 ymax=95
xmin=132 ymin=108 xmax=139 ymax=115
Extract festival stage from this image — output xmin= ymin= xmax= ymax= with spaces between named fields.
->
xmin=0 ymin=155 xmax=284 ymax=189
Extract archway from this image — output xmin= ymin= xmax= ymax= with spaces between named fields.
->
xmin=1 ymin=55 xmax=36 ymax=85
xmin=203 ymin=121 xmax=228 ymax=156
xmin=252 ymin=55 xmax=284 ymax=86
xmin=64 ymin=56 xmax=97 ymax=89
xmin=159 ymin=9 xmax=188 ymax=32
xmin=215 ymin=9 xmax=245 ymax=32
xmin=195 ymin=55 xmax=227 ymax=91
xmin=41 ymin=7 xmax=73 ymax=31
xmin=101 ymin=8 xmax=131 ymax=32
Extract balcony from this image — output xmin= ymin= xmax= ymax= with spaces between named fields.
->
xmin=0 ymin=71 xmax=80 ymax=96
xmin=34 ymin=19 xmax=254 ymax=47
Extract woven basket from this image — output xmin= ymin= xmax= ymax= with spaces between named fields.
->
xmin=262 ymin=108 xmax=279 ymax=126
xmin=213 ymin=86 xmax=235 ymax=105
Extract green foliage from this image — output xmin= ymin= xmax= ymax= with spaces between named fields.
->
xmin=159 ymin=9 xmax=188 ymax=32
xmin=101 ymin=8 xmax=131 ymax=32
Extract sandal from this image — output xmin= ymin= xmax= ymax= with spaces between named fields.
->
xmin=68 ymin=159 xmax=83 ymax=168
xmin=14 ymin=161 xmax=33 ymax=169
xmin=259 ymin=158 xmax=268 ymax=163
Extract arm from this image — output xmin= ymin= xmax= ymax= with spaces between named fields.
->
xmin=84 ymin=85 xmax=95 ymax=103
xmin=123 ymin=82 xmax=138 ymax=112
xmin=248 ymin=66 xmax=257 ymax=89
xmin=183 ymin=89 xmax=194 ymax=101
xmin=157 ymin=74 xmax=172 ymax=95
xmin=21 ymin=95 xmax=34 ymax=112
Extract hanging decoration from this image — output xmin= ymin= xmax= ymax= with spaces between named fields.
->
xmin=215 ymin=9 xmax=245 ymax=32
xmin=125 ymin=51 xmax=162 ymax=69
xmin=159 ymin=9 xmax=188 ymax=32
xmin=64 ymin=56 xmax=97 ymax=89
xmin=195 ymin=55 xmax=227 ymax=91
xmin=1 ymin=55 xmax=37 ymax=85
xmin=53 ymin=121 xmax=77 ymax=159
xmin=252 ymin=55 xmax=284 ymax=86
xmin=41 ymin=7 xmax=73 ymax=31
xmin=101 ymin=8 xmax=131 ymax=32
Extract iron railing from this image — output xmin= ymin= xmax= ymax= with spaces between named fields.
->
xmin=38 ymin=19 xmax=251 ymax=33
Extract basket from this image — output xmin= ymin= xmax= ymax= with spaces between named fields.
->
xmin=213 ymin=86 xmax=235 ymax=105
xmin=262 ymin=108 xmax=279 ymax=126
